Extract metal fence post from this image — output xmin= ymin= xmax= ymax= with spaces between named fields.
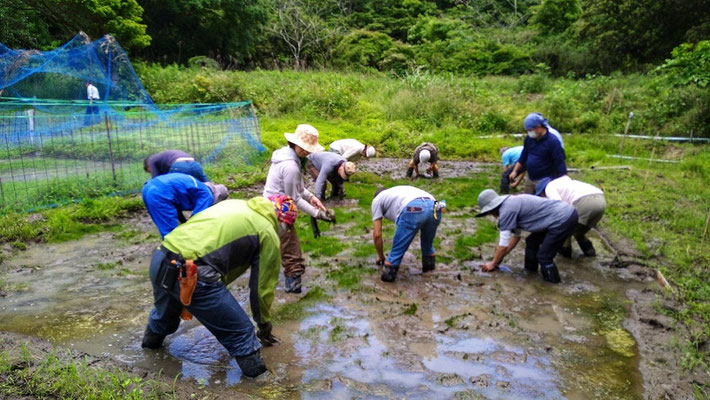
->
xmin=104 ymin=112 xmax=117 ymax=182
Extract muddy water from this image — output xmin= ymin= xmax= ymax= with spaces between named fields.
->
xmin=0 ymin=160 xmax=661 ymax=399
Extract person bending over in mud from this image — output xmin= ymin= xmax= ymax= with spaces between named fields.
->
xmin=407 ymin=142 xmax=440 ymax=179
xmin=142 ymin=173 xmax=228 ymax=238
xmin=144 ymin=149 xmax=210 ymax=182
xmin=328 ymin=138 xmax=376 ymax=161
xmin=475 ymin=189 xmax=577 ymax=283
xmin=142 ymin=195 xmax=295 ymax=379
xmin=371 ymin=185 xmax=444 ymax=282
xmin=535 ymin=176 xmax=606 ymax=258
xmin=262 ymin=124 xmax=334 ymax=293
xmin=305 ymin=151 xmax=357 ymax=200
xmin=499 ymin=146 xmax=526 ymax=194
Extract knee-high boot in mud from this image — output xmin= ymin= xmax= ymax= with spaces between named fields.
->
xmin=524 ymin=256 xmax=538 ymax=273
xmin=577 ymin=239 xmax=596 ymax=257
xmin=422 ymin=255 xmax=436 ymax=273
xmin=381 ymin=264 xmax=399 ymax=282
xmin=540 ymin=262 xmax=561 ymax=283
xmin=141 ymin=326 xmax=165 ymax=349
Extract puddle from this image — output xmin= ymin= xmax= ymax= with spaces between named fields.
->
xmin=0 ymin=159 xmax=686 ymax=398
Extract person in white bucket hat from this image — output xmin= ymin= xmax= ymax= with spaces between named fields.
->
xmin=407 ymin=142 xmax=439 ymax=179
xmin=328 ymin=138 xmax=376 ymax=161
xmin=263 ymin=124 xmax=334 ymax=293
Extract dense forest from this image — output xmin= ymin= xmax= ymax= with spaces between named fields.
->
xmin=2 ymin=0 xmax=709 ymax=77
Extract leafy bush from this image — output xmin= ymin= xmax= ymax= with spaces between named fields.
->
xmin=656 ymin=41 xmax=710 ymax=88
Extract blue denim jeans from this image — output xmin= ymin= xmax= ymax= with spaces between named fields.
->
xmin=169 ymin=161 xmax=209 ymax=182
xmin=387 ymin=198 xmax=441 ymax=267
xmin=147 ymin=249 xmax=260 ymax=357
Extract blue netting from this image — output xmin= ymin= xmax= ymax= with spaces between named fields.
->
xmin=0 ymin=34 xmax=264 ymax=211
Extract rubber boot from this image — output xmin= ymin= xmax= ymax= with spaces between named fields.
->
xmin=406 ymin=167 xmax=414 ymax=178
xmin=540 ymin=263 xmax=561 ymax=283
xmin=524 ymin=257 xmax=538 ymax=273
xmin=381 ymin=264 xmax=399 ymax=282
xmin=235 ymin=350 xmax=267 ymax=378
xmin=285 ymin=275 xmax=302 ymax=294
xmin=558 ymin=246 xmax=572 ymax=258
xmin=141 ymin=326 xmax=165 ymax=350
xmin=422 ymin=255 xmax=436 ymax=273
xmin=578 ymin=240 xmax=596 ymax=257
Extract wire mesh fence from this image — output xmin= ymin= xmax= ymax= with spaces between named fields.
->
xmin=0 ymin=100 xmax=263 ymax=211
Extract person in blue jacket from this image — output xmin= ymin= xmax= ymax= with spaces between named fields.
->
xmin=509 ymin=113 xmax=567 ymax=194
xmin=499 ymin=146 xmax=525 ymax=194
xmin=142 ymin=173 xmax=215 ymax=238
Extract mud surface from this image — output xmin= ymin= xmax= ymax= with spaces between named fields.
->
xmin=0 ymin=158 xmax=702 ymax=399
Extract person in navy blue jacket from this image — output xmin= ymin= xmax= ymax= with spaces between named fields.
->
xmin=142 ymin=173 xmax=215 ymax=238
xmin=509 ymin=113 xmax=567 ymax=194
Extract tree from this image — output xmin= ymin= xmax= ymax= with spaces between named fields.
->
xmin=576 ymin=0 xmax=710 ymax=71
xmin=453 ymin=0 xmax=538 ymax=28
xmin=530 ymin=0 xmax=580 ymax=34
xmin=138 ymin=0 xmax=268 ymax=67
xmin=268 ymin=0 xmax=339 ymax=70
xmin=0 ymin=0 xmax=150 ymax=51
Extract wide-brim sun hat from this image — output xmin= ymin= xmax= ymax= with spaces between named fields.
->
xmin=535 ymin=177 xmax=552 ymax=196
xmin=475 ymin=189 xmax=510 ymax=217
xmin=284 ymin=124 xmax=324 ymax=153
xmin=339 ymin=161 xmax=356 ymax=180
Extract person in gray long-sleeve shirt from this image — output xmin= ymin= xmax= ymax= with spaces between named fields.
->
xmin=305 ymin=152 xmax=357 ymax=200
xmin=263 ymin=124 xmax=333 ymax=294
xmin=475 ymin=189 xmax=578 ymax=283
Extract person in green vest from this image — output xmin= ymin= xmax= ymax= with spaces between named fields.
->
xmin=141 ymin=195 xmax=296 ymax=379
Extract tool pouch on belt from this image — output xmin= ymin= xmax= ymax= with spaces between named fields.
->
xmin=180 ymin=307 xmax=193 ymax=321
xmin=178 ymin=259 xmax=198 ymax=306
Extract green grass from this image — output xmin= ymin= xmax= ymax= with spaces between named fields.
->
xmin=453 ymin=219 xmax=498 ymax=261
xmin=0 ymin=345 xmax=189 ymax=399
xmin=271 ymin=286 xmax=330 ymax=323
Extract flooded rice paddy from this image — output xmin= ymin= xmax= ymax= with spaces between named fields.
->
xmin=0 ymin=159 xmax=691 ymax=399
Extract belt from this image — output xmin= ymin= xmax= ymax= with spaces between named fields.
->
xmin=174 ymin=157 xmax=195 ymax=163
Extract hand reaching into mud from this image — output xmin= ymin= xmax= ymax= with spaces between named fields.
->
xmin=481 ymin=262 xmax=498 ymax=272
xmin=376 ymin=256 xmax=385 ymax=266
xmin=310 ymin=196 xmax=327 ymax=211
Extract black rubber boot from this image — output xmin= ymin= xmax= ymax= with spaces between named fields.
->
xmin=422 ymin=255 xmax=436 ymax=273
xmin=524 ymin=257 xmax=538 ymax=273
xmin=141 ymin=326 xmax=165 ymax=350
xmin=578 ymin=240 xmax=596 ymax=257
xmin=285 ymin=275 xmax=302 ymax=294
xmin=540 ymin=263 xmax=561 ymax=283
xmin=406 ymin=167 xmax=414 ymax=178
xmin=235 ymin=350 xmax=267 ymax=378
xmin=381 ymin=265 xmax=399 ymax=282
xmin=558 ymin=246 xmax=572 ymax=258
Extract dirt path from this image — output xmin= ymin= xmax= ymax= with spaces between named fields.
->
xmin=0 ymin=159 xmax=702 ymax=399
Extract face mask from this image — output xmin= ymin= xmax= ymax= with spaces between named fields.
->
xmin=527 ymin=130 xmax=537 ymax=138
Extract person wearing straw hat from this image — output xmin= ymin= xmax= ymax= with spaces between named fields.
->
xmin=328 ymin=138 xmax=377 ymax=161
xmin=475 ymin=189 xmax=578 ymax=283
xmin=306 ymin=151 xmax=357 ymax=200
xmin=144 ymin=149 xmax=210 ymax=183
xmin=509 ymin=113 xmax=567 ymax=194
xmin=141 ymin=195 xmax=294 ymax=379
xmin=142 ymin=173 xmax=228 ymax=238
xmin=535 ymin=176 xmax=606 ymax=258
xmin=263 ymin=124 xmax=334 ymax=293
xmin=407 ymin=142 xmax=439 ymax=179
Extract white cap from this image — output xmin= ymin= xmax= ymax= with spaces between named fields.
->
xmin=365 ymin=146 xmax=376 ymax=158
xmin=419 ymin=149 xmax=431 ymax=164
